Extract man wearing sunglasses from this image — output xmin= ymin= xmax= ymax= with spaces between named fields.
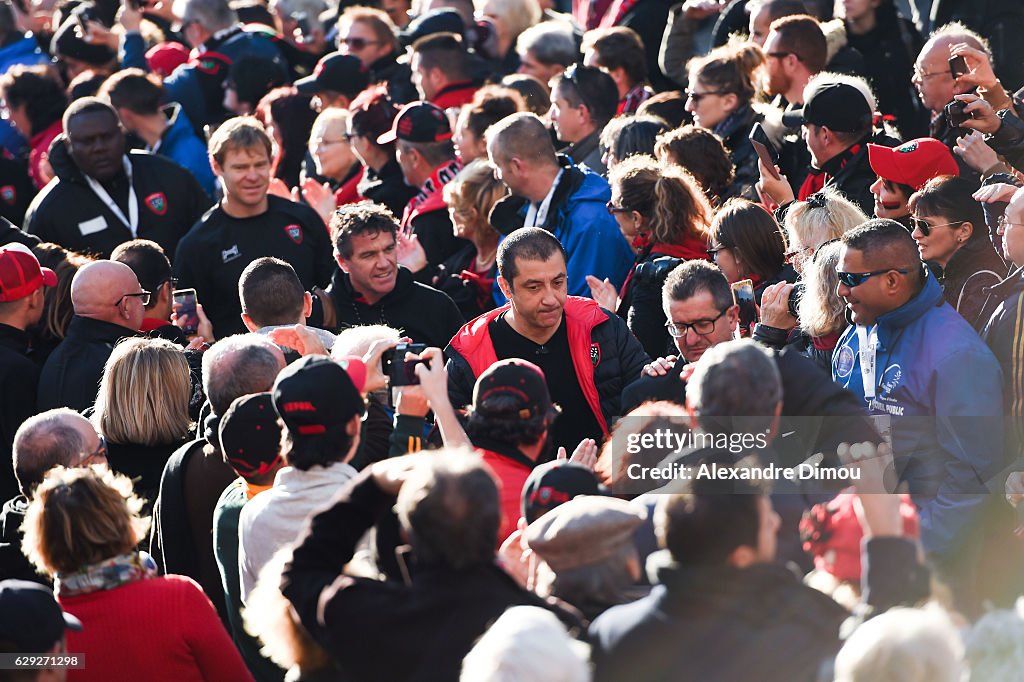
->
xmin=37 ymin=260 xmax=146 ymax=413
xmin=832 ymin=219 xmax=1005 ymax=612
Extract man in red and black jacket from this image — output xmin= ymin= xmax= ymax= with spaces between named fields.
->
xmin=409 ymin=32 xmax=479 ymax=111
xmin=445 ymin=227 xmax=650 ymax=453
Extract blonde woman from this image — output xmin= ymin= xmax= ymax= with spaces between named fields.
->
xmin=781 ymin=188 xmax=867 ymax=275
xmin=22 ymin=466 xmax=253 ymax=682
xmin=93 ymin=337 xmax=193 ymax=509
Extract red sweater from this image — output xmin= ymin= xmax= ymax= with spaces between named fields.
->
xmin=60 ymin=575 xmax=254 ymax=682
xmin=478 ymin=447 xmax=533 ymax=546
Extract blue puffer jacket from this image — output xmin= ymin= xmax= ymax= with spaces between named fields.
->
xmin=157 ymin=104 xmax=217 ymax=199
xmin=832 ymin=268 xmax=1005 ymax=561
xmin=490 ymin=156 xmax=634 ymax=300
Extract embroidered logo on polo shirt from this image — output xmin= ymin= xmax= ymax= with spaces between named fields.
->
xmin=222 ymin=244 xmax=241 ymax=263
xmin=284 ymin=224 xmax=303 ymax=244
xmin=590 ymin=343 xmax=601 ymax=367
xmin=144 ymin=192 xmax=168 ymax=215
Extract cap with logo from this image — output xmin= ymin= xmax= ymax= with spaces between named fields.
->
xmin=0 ymin=243 xmax=57 ymax=302
xmin=781 ymin=82 xmax=873 ymax=133
xmin=521 ymin=460 xmax=603 ymax=524
xmin=295 ymin=52 xmax=370 ymax=98
xmin=0 ymin=579 xmax=82 ymax=652
xmin=376 ymin=101 xmax=452 ymax=145
xmin=867 ymin=137 xmax=960 ymax=190
xmin=272 ymin=355 xmax=367 ymax=438
xmin=472 ymin=358 xmax=554 ymax=420
xmin=399 ymin=9 xmax=464 ymax=47
xmin=219 ymin=392 xmax=284 ymax=481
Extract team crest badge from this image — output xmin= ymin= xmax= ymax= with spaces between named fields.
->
xmin=897 ymin=142 xmax=918 ymax=153
xmin=590 ymin=343 xmax=601 ymax=367
xmin=145 ymin=192 xmax=167 ymax=215
xmin=285 ymin=224 xmax=303 ymax=244
xmin=0 ymin=185 xmax=15 ymax=205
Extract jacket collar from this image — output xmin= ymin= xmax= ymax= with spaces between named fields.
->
xmin=66 ymin=315 xmax=139 ymax=342
xmin=474 ymin=439 xmax=537 ymax=470
xmin=565 ymin=130 xmax=600 ymax=166
xmin=0 ymin=322 xmax=30 ymax=354
xmin=986 ymin=264 xmax=1024 ymax=299
xmin=333 ymin=264 xmax=414 ymax=306
xmin=873 ymin=267 xmax=943 ymax=344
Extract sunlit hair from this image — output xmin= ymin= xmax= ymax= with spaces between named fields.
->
xmin=609 ymin=154 xmax=711 ymax=245
xmin=443 ymin=159 xmax=507 ymax=231
xmin=798 ymin=240 xmax=846 ymax=337
xmin=23 ymin=465 xmax=149 ymax=575
xmin=93 ymin=337 xmax=192 ymax=446
xmin=784 ymin=186 xmax=866 ymax=252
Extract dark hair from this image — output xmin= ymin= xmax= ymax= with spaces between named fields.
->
xmin=411 ymin=31 xmax=471 ymax=82
xmin=610 ymin=154 xmax=710 ymax=245
xmin=257 ymin=87 xmax=318 ymax=188
xmin=226 ymin=55 xmax=289 ymax=110
xmin=552 ymin=64 xmax=618 ymax=128
xmin=67 ymin=72 xmax=108 ymax=102
xmin=0 ymin=65 xmax=68 ymax=137
xmin=462 ymin=86 xmax=524 ymax=140
xmin=908 ymin=175 xmax=987 ymax=246
xmin=687 ymin=41 xmax=764 ymax=107
xmin=752 ymin=0 xmax=810 ymax=22
xmin=464 ymin=406 xmax=551 ymax=447
xmin=239 ymin=257 xmax=305 ymax=328
xmin=62 ymin=97 xmax=118 ymax=135
xmin=110 ymin=239 xmax=171 ymax=305
xmin=500 ymin=74 xmax=551 ymax=116
xmin=657 ymin=455 xmax=767 ymax=564
xmin=581 ymin=26 xmax=647 ymax=87
xmin=841 ymin=217 xmax=923 ymax=269
xmin=496 ymin=226 xmax=567 ymax=285
xmin=663 ymin=259 xmax=733 ymax=311
xmin=31 ymin=244 xmax=93 ymax=349
xmin=349 ymin=85 xmax=398 ymax=144
xmin=281 ymin=423 xmax=356 ymax=471
xmin=881 ymin=178 xmax=914 ymax=203
xmin=711 ymin=199 xmax=786 ymax=281
xmin=636 ymin=91 xmax=689 ymax=128
xmin=655 ymin=125 xmax=735 ymax=201
xmin=331 ymin=201 xmax=400 ymax=259
xmin=768 ymin=15 xmax=827 ymax=73
xmin=600 ymin=115 xmax=669 ymax=165
xmin=99 ymin=68 xmax=163 ymax=115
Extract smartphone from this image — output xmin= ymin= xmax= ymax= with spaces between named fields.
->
xmin=731 ymin=279 xmax=757 ymax=334
xmin=383 ymin=343 xmax=429 ymax=386
xmin=173 ymin=288 xmax=199 ymax=335
xmin=949 ymin=55 xmax=969 ymax=79
xmin=749 ymin=123 xmax=781 ymax=180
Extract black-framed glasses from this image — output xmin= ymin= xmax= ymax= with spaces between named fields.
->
xmin=685 ymin=88 xmax=728 ymax=103
xmin=665 ymin=308 xmax=729 ymax=338
xmin=784 ymin=245 xmax=812 ymax=264
xmin=836 ymin=268 xmax=912 ymax=288
xmin=80 ymin=435 xmax=108 ymax=466
xmin=909 ymin=216 xmax=964 ymax=237
xmin=341 ymin=37 xmax=381 ymax=50
xmin=114 ymin=290 xmax=151 ymax=307
xmin=707 ymin=244 xmax=730 ymax=261
xmin=606 ymin=201 xmax=632 ymax=214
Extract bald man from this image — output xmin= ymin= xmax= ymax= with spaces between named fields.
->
xmin=38 ymin=261 xmax=147 ymax=412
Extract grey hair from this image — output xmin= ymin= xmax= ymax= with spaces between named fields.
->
xmin=964 ymin=598 xmax=1024 ymax=681
xmin=395 ymin=448 xmax=499 ymax=569
xmin=460 ymin=606 xmax=590 ymax=682
xmin=685 ymin=339 xmax=782 ymax=430
xmin=13 ymin=408 xmax=88 ymax=496
xmin=835 ymin=604 xmax=963 ymax=682
xmin=515 ymin=21 xmax=578 ymax=68
xmin=534 ymin=543 xmax=638 ymax=614
xmin=332 ymin=324 xmax=402 ymax=359
xmin=202 ymin=334 xmax=283 ymax=415
xmin=172 ymin=0 xmax=237 ymax=31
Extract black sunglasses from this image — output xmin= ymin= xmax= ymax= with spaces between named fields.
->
xmin=909 ymin=216 xmax=964 ymax=237
xmin=685 ymin=88 xmax=728 ymax=103
xmin=606 ymin=201 xmax=632 ymax=215
xmin=341 ymin=37 xmax=381 ymax=50
xmin=836 ymin=268 xmax=912 ymax=288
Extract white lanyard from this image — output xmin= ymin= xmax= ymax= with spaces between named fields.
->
xmin=525 ymin=169 xmax=563 ymax=228
xmin=856 ymin=324 xmax=878 ymax=400
xmin=84 ymin=157 xmax=139 ymax=237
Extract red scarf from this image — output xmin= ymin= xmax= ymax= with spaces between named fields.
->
xmin=798 ymin=144 xmax=863 ymax=202
xmin=401 ymin=160 xmax=462 ymax=228
xmin=618 ymin=232 xmax=710 ymax=307
xmin=333 ymin=166 xmax=365 ymax=208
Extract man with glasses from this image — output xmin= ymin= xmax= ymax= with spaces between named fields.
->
xmin=37 ymin=261 xmax=146 ymax=413
xmin=337 ymin=6 xmax=416 ymax=104
xmin=832 ymin=218 xmax=1005 ymax=614
xmin=1 ymin=408 xmax=107 ymax=582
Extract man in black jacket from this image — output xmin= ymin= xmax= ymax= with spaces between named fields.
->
xmin=311 ymin=201 xmax=463 ymax=347
xmin=173 ymin=117 xmax=336 ymax=339
xmin=37 ymin=260 xmax=145 ymax=412
xmin=22 ymin=98 xmax=209 ymax=259
xmin=0 ymin=244 xmax=55 ymax=504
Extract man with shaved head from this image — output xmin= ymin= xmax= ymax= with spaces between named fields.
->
xmin=487 ymin=112 xmax=632 ymax=298
xmin=37 ymin=260 xmax=146 ymax=412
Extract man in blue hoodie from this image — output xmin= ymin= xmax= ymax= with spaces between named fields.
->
xmin=486 ymin=112 xmax=633 ymax=299
xmin=832 ymin=218 xmax=1004 ymax=612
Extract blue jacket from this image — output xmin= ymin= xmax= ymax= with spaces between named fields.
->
xmin=156 ymin=104 xmax=217 ymax=199
xmin=490 ymin=156 xmax=633 ymax=300
xmin=0 ymin=36 xmax=48 ymax=155
xmin=832 ymin=269 xmax=1004 ymax=560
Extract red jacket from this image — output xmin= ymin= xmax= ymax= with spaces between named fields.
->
xmin=478 ymin=446 xmax=535 ymax=545
xmin=430 ymin=81 xmax=478 ymax=110
xmin=29 ymin=119 xmax=62 ymax=189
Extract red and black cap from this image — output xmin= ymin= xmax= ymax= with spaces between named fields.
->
xmin=377 ymin=101 xmax=452 ymax=145
xmin=295 ymin=52 xmax=370 ymax=99
xmin=218 ymin=393 xmax=284 ymax=481
xmin=272 ymin=355 xmax=366 ymax=439
xmin=521 ymin=460 xmax=604 ymax=524
xmin=472 ymin=358 xmax=553 ymax=420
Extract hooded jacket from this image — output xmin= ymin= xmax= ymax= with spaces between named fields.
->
xmin=445 ymin=297 xmax=650 ymax=437
xmin=154 ymin=104 xmax=217 ymax=199
xmin=489 ymin=156 xmax=634 ymax=298
xmin=23 ymin=141 xmax=209 ymax=258
xmin=831 ymin=268 xmax=1005 ymax=561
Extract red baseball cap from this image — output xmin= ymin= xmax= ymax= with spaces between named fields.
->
xmin=867 ymin=138 xmax=959 ymax=191
xmin=0 ymin=243 xmax=57 ymax=302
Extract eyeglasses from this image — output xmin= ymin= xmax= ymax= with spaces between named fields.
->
xmin=606 ymin=201 xmax=632 ymax=214
xmin=707 ymin=244 xmax=730 ymax=261
xmin=784 ymin=245 xmax=812 ymax=264
xmin=80 ymin=435 xmax=108 ymax=466
xmin=114 ymin=290 xmax=151 ymax=306
xmin=685 ymin=89 xmax=727 ymax=103
xmin=341 ymin=37 xmax=381 ymax=50
xmin=836 ymin=268 xmax=912 ymax=288
xmin=317 ymin=137 xmax=349 ymax=147
xmin=665 ymin=308 xmax=729 ymax=338
xmin=912 ymin=68 xmax=949 ymax=80
xmin=909 ymin=217 xmax=964 ymax=237
xmin=998 ymin=215 xmax=1024 ymax=234
xmin=343 ymin=131 xmax=363 ymax=141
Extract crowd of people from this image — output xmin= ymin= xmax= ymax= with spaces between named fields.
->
xmin=1 ymin=0 xmax=1024 ymax=678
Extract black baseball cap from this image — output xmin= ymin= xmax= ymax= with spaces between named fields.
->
xmin=472 ymin=358 xmax=554 ymax=420
xmin=219 ymin=393 xmax=284 ymax=481
xmin=272 ymin=355 xmax=366 ymax=438
xmin=781 ymin=82 xmax=872 ymax=133
xmin=521 ymin=461 xmax=603 ymax=524
xmin=295 ymin=52 xmax=370 ymax=98
xmin=0 ymin=580 xmax=82 ymax=652
xmin=399 ymin=8 xmax=464 ymax=47
xmin=377 ymin=101 xmax=452 ymax=145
